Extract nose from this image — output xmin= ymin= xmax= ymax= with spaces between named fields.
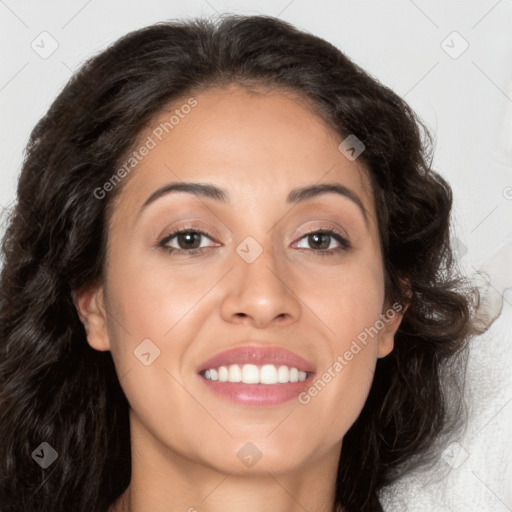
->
xmin=219 ymin=242 xmax=302 ymax=329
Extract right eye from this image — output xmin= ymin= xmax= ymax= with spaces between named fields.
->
xmin=157 ymin=228 xmax=218 ymax=256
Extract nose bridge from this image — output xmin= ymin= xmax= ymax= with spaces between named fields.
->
xmin=238 ymin=233 xmax=284 ymax=288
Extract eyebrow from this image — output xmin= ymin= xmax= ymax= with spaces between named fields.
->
xmin=138 ymin=181 xmax=369 ymax=226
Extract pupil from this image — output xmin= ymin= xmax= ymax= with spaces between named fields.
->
xmin=310 ymin=233 xmax=328 ymax=249
xmin=179 ymin=232 xmax=200 ymax=249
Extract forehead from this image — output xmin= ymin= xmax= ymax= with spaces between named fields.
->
xmin=110 ymin=84 xmax=376 ymax=227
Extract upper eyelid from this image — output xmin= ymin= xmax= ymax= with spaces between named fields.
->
xmin=159 ymin=218 xmax=349 ymax=237
xmin=159 ymin=227 xmax=214 ymax=246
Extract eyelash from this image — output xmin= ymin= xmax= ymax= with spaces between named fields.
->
xmin=157 ymin=226 xmax=351 ymax=257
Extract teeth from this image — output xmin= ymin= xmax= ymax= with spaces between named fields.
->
xmin=260 ymin=364 xmax=277 ymax=384
xmin=242 ymin=363 xmax=259 ymax=384
xmin=218 ymin=366 xmax=228 ymax=382
xmin=228 ymin=364 xmax=242 ymax=382
xmin=202 ymin=363 xmax=308 ymax=384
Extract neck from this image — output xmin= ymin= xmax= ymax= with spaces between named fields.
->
xmin=109 ymin=414 xmax=342 ymax=512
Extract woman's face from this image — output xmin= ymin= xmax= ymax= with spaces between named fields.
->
xmin=76 ymin=84 xmax=404 ymax=476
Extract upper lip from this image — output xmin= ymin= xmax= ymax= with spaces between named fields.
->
xmin=197 ymin=344 xmax=316 ymax=374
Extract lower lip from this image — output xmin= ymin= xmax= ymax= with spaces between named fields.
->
xmin=199 ymin=375 xmax=314 ymax=406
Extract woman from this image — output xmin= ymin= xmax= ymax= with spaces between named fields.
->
xmin=0 ymin=14 xmax=481 ymax=512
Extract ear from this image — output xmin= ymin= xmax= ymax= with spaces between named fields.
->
xmin=377 ymin=280 xmax=412 ymax=358
xmin=377 ymin=301 xmax=409 ymax=358
xmin=72 ymin=284 xmax=111 ymax=352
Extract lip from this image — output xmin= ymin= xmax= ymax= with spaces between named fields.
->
xmin=199 ymin=379 xmax=314 ymax=406
xmin=197 ymin=344 xmax=316 ymax=374
xmin=196 ymin=344 xmax=316 ymax=407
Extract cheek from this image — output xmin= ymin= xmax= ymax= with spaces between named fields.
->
xmin=102 ymin=262 xmax=210 ymax=444
xmin=296 ymin=260 xmax=384 ymax=439
xmin=298 ymin=330 xmax=378 ymax=451
xmin=102 ymin=252 xmax=224 ymax=412
xmin=311 ymin=256 xmax=385 ymax=346
xmin=105 ymin=250 xmax=219 ymax=343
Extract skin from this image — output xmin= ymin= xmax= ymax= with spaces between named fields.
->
xmin=74 ymin=83 xmax=407 ymax=512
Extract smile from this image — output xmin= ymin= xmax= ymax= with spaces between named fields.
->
xmin=201 ymin=363 xmax=309 ymax=384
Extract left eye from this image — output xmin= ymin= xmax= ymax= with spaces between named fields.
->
xmin=295 ymin=230 xmax=347 ymax=251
